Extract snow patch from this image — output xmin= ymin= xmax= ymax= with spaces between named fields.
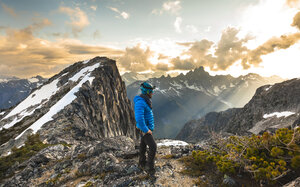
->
xmin=263 ymin=111 xmax=295 ymax=119
xmin=70 ymin=63 xmax=99 ymax=82
xmin=184 ymin=81 xmax=202 ymax=92
xmin=3 ymin=108 xmax=37 ymax=129
xmin=82 ymin=59 xmax=90 ymax=64
xmin=60 ymin=72 xmax=68 ymax=77
xmin=15 ymin=63 xmax=100 ymax=140
xmin=28 ymin=78 xmax=39 ymax=83
xmin=221 ymin=85 xmax=226 ymax=89
xmin=214 ymin=86 xmax=220 ymax=93
xmin=170 ymin=81 xmax=183 ymax=90
xmin=157 ymin=139 xmax=189 ymax=147
xmin=17 ymin=143 xmax=24 ymax=148
xmin=2 ymin=78 xmax=60 ymax=120
xmin=265 ymin=85 xmax=272 ymax=91
xmin=0 ymin=112 xmax=5 ymax=115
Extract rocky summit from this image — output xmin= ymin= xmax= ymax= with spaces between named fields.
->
xmin=176 ymin=78 xmax=300 ymax=142
xmin=0 ymin=57 xmax=138 ymax=157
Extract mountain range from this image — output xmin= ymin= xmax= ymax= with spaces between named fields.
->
xmin=126 ymin=66 xmax=284 ymax=138
xmin=176 ymin=78 xmax=300 ymax=142
xmin=121 ymin=71 xmax=166 ymax=86
xmin=0 ymin=76 xmax=47 ymax=110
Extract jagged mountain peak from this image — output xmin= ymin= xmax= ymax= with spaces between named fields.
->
xmin=0 ymin=56 xmax=137 ymax=157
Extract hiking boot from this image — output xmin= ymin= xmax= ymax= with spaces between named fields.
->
xmin=138 ymin=162 xmax=146 ymax=170
xmin=145 ymin=164 xmax=156 ymax=175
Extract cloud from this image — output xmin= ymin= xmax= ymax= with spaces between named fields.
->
xmin=241 ymin=11 xmax=300 ymax=69
xmin=31 ymin=18 xmax=52 ymax=30
xmin=286 ymin=0 xmax=300 ymax=7
xmin=65 ymin=43 xmax=123 ymax=56
xmin=117 ymin=45 xmax=154 ymax=72
xmin=163 ymin=1 xmax=181 ymax=14
xmin=185 ymin=25 xmax=198 ymax=33
xmin=205 ymin=26 xmax=211 ymax=32
xmin=179 ymin=21 xmax=300 ymax=71
xmin=170 ymin=57 xmax=196 ymax=70
xmin=59 ymin=6 xmax=90 ymax=37
xmin=152 ymin=0 xmax=181 ymax=15
xmin=292 ymin=11 xmax=300 ymax=30
xmin=109 ymin=7 xmax=130 ymax=19
xmin=156 ymin=63 xmax=170 ymax=71
xmin=158 ymin=53 xmax=170 ymax=60
xmin=170 ymin=39 xmax=214 ymax=70
xmin=174 ymin=17 xmax=182 ymax=33
xmin=90 ymin=5 xmax=97 ymax=11
xmin=172 ymin=27 xmax=252 ymax=70
xmin=0 ymin=21 xmax=124 ymax=78
xmin=213 ymin=27 xmax=251 ymax=70
xmin=242 ymin=33 xmax=300 ymax=69
xmin=1 ymin=3 xmax=17 ymax=17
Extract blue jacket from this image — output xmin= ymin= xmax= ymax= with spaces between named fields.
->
xmin=134 ymin=95 xmax=154 ymax=133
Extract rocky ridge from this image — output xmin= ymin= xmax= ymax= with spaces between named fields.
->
xmin=177 ymin=78 xmax=300 ymax=142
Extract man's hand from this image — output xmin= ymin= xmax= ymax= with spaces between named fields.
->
xmin=147 ymin=129 xmax=152 ymax=135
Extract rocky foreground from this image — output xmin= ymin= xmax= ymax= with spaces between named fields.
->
xmin=1 ymin=136 xmax=201 ymax=187
xmin=2 ymin=134 xmax=300 ymax=187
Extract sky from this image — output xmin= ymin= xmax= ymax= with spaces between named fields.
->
xmin=0 ymin=0 xmax=299 ymax=79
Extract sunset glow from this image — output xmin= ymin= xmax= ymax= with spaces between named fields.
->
xmin=0 ymin=0 xmax=299 ymax=79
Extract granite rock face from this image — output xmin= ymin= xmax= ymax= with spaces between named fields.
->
xmin=0 ymin=57 xmax=138 ymax=156
xmin=177 ymin=78 xmax=300 ymax=142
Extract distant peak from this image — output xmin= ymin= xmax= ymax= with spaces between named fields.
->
xmin=194 ymin=66 xmax=205 ymax=72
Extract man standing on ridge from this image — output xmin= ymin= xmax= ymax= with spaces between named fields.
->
xmin=134 ymin=82 xmax=157 ymax=175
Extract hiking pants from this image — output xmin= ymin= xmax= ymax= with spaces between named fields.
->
xmin=139 ymin=133 xmax=157 ymax=169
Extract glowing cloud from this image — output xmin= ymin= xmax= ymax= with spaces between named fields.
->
xmin=152 ymin=0 xmax=181 ymax=15
xmin=174 ymin=17 xmax=182 ymax=33
xmin=59 ymin=6 xmax=90 ymax=37
xmin=109 ymin=7 xmax=130 ymax=19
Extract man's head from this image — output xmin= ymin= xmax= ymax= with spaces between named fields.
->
xmin=140 ymin=82 xmax=156 ymax=98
